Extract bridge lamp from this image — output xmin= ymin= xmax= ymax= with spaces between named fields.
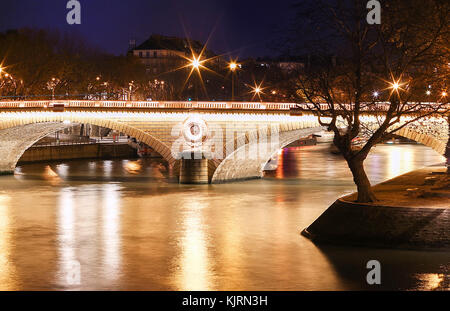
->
xmin=0 ymin=67 xmax=2 ymax=74
xmin=392 ymin=82 xmax=399 ymax=90
xmin=442 ymin=91 xmax=447 ymax=97
xmin=426 ymin=90 xmax=431 ymax=96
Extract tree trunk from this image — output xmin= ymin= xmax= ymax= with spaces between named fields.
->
xmin=347 ymin=159 xmax=378 ymax=203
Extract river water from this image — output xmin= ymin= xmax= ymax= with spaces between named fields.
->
xmin=0 ymin=143 xmax=448 ymax=290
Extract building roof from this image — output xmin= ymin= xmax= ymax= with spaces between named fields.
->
xmin=133 ymin=34 xmax=204 ymax=53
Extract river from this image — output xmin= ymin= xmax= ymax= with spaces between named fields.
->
xmin=0 ymin=143 xmax=448 ymax=290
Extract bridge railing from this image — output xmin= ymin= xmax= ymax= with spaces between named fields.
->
xmin=0 ymin=100 xmax=300 ymax=110
xmin=0 ymin=100 xmax=447 ymax=112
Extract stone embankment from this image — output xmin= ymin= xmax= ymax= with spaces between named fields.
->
xmin=302 ymin=166 xmax=450 ymax=250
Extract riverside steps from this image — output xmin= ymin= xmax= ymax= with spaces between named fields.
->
xmin=302 ymin=165 xmax=450 ymax=250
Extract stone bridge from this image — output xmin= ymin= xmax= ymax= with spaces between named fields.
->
xmin=0 ymin=101 xmax=447 ymax=183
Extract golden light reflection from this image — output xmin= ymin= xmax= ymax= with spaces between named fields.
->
xmin=0 ymin=194 xmax=18 ymax=290
xmin=103 ymin=160 xmax=113 ymax=177
xmin=57 ymin=189 xmax=77 ymax=286
xmin=416 ymin=273 xmax=446 ymax=290
xmin=386 ymin=146 xmax=414 ymax=179
xmin=123 ymin=160 xmax=142 ymax=175
xmin=176 ymin=199 xmax=213 ymax=291
xmin=45 ymin=165 xmax=59 ymax=178
xmin=101 ymin=184 xmax=121 ymax=280
xmin=276 ymin=149 xmax=285 ymax=179
xmin=44 ymin=165 xmax=62 ymax=186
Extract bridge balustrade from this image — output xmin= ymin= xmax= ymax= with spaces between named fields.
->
xmin=0 ymin=100 xmax=447 ymax=112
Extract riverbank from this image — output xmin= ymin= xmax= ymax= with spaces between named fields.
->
xmin=302 ymin=165 xmax=450 ymax=250
xmin=18 ymin=143 xmax=138 ymax=163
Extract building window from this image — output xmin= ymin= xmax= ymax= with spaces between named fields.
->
xmin=154 ymin=51 xmax=158 ymax=58
xmin=146 ymin=52 xmax=150 ymax=58
xmin=139 ymin=51 xmax=143 ymax=58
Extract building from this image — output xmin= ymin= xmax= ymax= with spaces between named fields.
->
xmin=128 ymin=34 xmax=217 ymax=74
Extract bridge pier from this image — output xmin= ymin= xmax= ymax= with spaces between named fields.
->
xmin=179 ymin=152 xmax=209 ymax=184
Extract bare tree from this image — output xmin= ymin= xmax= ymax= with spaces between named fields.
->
xmin=287 ymin=0 xmax=449 ymax=202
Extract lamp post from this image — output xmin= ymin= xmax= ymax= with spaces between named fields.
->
xmin=47 ymin=77 xmax=59 ymax=100
xmin=229 ymin=62 xmax=237 ymax=101
xmin=252 ymin=85 xmax=263 ymax=102
xmin=189 ymin=56 xmax=202 ymax=101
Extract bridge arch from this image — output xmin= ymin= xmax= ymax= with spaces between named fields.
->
xmin=0 ymin=112 xmax=175 ymax=174
xmin=211 ymin=125 xmax=325 ymax=183
xmin=394 ymin=127 xmax=447 ymax=155
xmin=210 ymin=123 xmax=447 ymax=183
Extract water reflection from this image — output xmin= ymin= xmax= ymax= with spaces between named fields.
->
xmin=57 ymin=188 xmax=77 ymax=287
xmin=175 ymin=198 xmax=213 ymax=291
xmin=0 ymin=193 xmax=18 ymax=290
xmin=101 ymin=184 xmax=121 ymax=281
xmin=123 ymin=160 xmax=142 ymax=175
xmin=415 ymin=273 xmax=448 ymax=291
xmin=0 ymin=143 xmax=446 ymax=290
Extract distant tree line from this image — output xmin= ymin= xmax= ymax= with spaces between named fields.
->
xmin=0 ymin=28 xmax=295 ymax=102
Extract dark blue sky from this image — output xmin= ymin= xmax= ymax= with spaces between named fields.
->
xmin=0 ymin=0 xmax=295 ymax=57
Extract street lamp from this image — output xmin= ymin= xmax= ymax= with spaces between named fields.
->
xmin=191 ymin=57 xmax=201 ymax=69
xmin=229 ymin=61 xmax=238 ymax=101
xmin=250 ymin=82 xmax=265 ymax=102
xmin=47 ymin=77 xmax=59 ymax=100
xmin=426 ymin=90 xmax=431 ymax=96
xmin=442 ymin=91 xmax=447 ymax=97
xmin=187 ymin=55 xmax=205 ymax=101
xmin=373 ymin=91 xmax=379 ymax=98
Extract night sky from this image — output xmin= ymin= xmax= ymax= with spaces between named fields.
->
xmin=0 ymin=0 xmax=295 ymax=58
